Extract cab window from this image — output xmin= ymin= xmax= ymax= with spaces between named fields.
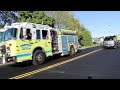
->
xmin=4 ymin=28 xmax=17 ymax=41
xmin=26 ymin=29 xmax=32 ymax=40
xmin=36 ymin=30 xmax=41 ymax=39
xmin=42 ymin=30 xmax=48 ymax=39
xmin=20 ymin=28 xmax=23 ymax=39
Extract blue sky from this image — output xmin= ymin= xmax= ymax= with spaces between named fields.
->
xmin=74 ymin=11 xmax=120 ymax=38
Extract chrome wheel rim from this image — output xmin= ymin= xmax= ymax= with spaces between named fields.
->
xmin=36 ymin=54 xmax=43 ymax=62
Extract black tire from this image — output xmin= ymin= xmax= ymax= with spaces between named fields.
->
xmin=32 ymin=50 xmax=46 ymax=65
xmin=69 ymin=46 xmax=75 ymax=56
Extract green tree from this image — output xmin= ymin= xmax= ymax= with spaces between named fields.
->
xmin=44 ymin=11 xmax=75 ymax=29
xmin=80 ymin=29 xmax=92 ymax=46
xmin=0 ymin=11 xmax=18 ymax=28
xmin=44 ymin=11 xmax=81 ymax=34
xmin=19 ymin=11 xmax=92 ymax=46
xmin=18 ymin=11 xmax=55 ymax=27
xmin=44 ymin=11 xmax=93 ymax=46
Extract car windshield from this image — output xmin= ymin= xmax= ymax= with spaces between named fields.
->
xmin=0 ymin=32 xmax=3 ymax=43
xmin=4 ymin=28 xmax=17 ymax=41
xmin=104 ymin=37 xmax=114 ymax=41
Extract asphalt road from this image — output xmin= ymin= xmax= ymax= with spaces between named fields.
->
xmin=1 ymin=45 xmax=120 ymax=79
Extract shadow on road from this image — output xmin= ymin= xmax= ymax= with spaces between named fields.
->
xmin=9 ymin=61 xmax=33 ymax=67
xmin=8 ymin=54 xmax=69 ymax=67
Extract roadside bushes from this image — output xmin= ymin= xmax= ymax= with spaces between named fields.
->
xmin=80 ymin=30 xmax=92 ymax=46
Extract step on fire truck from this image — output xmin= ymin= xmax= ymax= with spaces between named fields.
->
xmin=2 ymin=22 xmax=79 ymax=65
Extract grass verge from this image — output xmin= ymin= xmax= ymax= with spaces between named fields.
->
xmin=81 ymin=44 xmax=101 ymax=49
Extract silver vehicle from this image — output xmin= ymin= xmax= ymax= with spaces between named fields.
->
xmin=103 ymin=36 xmax=118 ymax=49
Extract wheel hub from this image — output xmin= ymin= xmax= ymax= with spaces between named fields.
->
xmin=36 ymin=54 xmax=42 ymax=62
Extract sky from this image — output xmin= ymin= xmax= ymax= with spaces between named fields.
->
xmin=74 ymin=11 xmax=120 ymax=38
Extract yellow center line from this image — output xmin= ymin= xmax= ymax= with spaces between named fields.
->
xmin=9 ymin=48 xmax=102 ymax=79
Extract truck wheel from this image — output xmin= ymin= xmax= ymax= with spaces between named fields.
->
xmin=69 ymin=46 xmax=75 ymax=56
xmin=33 ymin=50 xmax=46 ymax=65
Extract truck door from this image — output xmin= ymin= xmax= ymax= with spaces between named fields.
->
xmin=41 ymin=30 xmax=52 ymax=56
xmin=61 ymin=36 xmax=68 ymax=51
xmin=16 ymin=28 xmax=33 ymax=55
xmin=11 ymin=27 xmax=33 ymax=61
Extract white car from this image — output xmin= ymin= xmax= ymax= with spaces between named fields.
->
xmin=103 ymin=36 xmax=118 ymax=49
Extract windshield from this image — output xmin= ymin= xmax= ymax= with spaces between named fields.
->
xmin=0 ymin=32 xmax=3 ymax=43
xmin=4 ymin=28 xmax=17 ymax=41
xmin=104 ymin=37 xmax=114 ymax=41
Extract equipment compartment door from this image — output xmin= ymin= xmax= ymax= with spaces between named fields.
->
xmin=61 ymin=36 xmax=68 ymax=51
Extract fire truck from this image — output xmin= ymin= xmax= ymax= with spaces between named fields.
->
xmin=1 ymin=22 xmax=79 ymax=65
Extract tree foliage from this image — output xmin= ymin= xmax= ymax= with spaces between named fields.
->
xmin=44 ymin=11 xmax=93 ymax=46
xmin=44 ymin=11 xmax=82 ymax=33
xmin=44 ymin=11 xmax=74 ymax=29
xmin=0 ymin=11 xmax=17 ymax=28
xmin=0 ymin=11 xmax=93 ymax=46
xmin=18 ymin=11 xmax=55 ymax=27
xmin=80 ymin=28 xmax=93 ymax=46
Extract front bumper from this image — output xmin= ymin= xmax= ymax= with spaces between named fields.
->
xmin=6 ymin=56 xmax=16 ymax=62
xmin=103 ymin=44 xmax=115 ymax=47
